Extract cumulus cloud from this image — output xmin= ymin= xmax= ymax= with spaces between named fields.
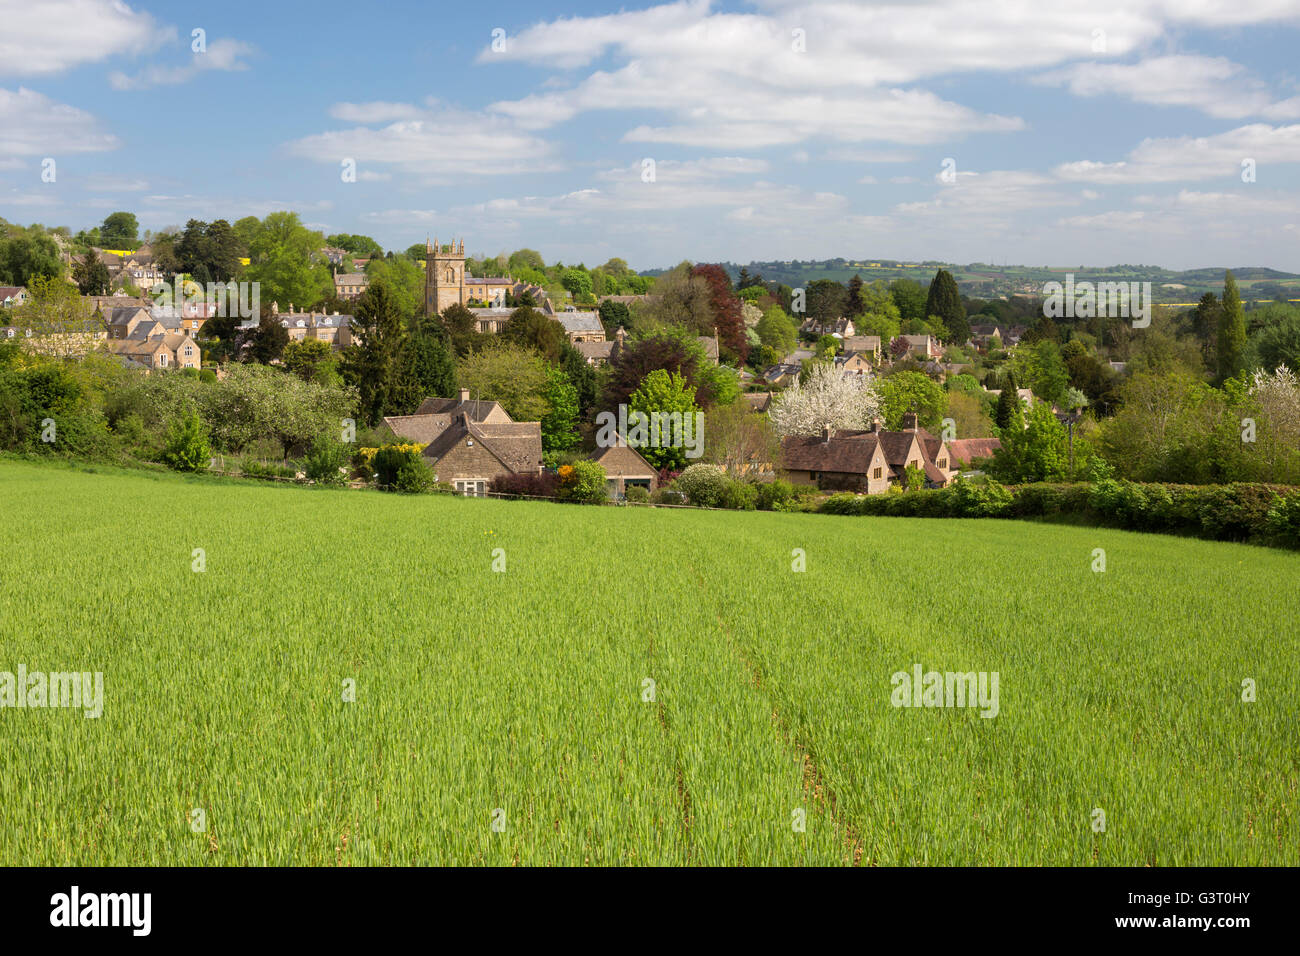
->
xmin=1036 ymin=55 xmax=1300 ymax=119
xmin=0 ymin=87 xmax=119 ymax=155
xmin=1055 ymin=124 xmax=1300 ymax=183
xmin=109 ymin=38 xmax=254 ymax=90
xmin=0 ymin=0 xmax=165 ymax=76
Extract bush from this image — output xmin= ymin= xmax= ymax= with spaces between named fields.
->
xmin=392 ymin=456 xmax=435 ymax=494
xmin=650 ymin=487 xmax=686 ymax=506
xmin=161 ymin=411 xmax=211 ymax=472
xmin=371 ymin=444 xmax=433 ymax=492
xmin=1266 ymin=491 xmax=1300 ymax=545
xmin=625 ymin=485 xmax=650 ymax=503
xmin=675 ymin=463 xmax=729 ymax=508
xmin=303 ymin=436 xmax=348 ymax=485
xmin=490 ymin=471 xmax=559 ymax=499
xmin=241 ymin=459 xmax=295 ymax=480
xmin=556 ymin=460 xmax=608 ymax=504
xmin=718 ymin=477 xmax=758 ymax=510
xmin=198 ymin=369 xmax=218 ymax=384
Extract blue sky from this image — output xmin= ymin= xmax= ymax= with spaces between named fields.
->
xmin=3 ymin=0 xmax=1300 ymax=271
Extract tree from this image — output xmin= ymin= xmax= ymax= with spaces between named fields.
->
xmin=560 ymin=343 xmax=598 ymax=418
xmin=247 ymin=314 xmax=289 ymax=365
xmin=878 ymin=370 xmax=946 ymax=431
xmin=282 ymin=338 xmax=337 ymax=384
xmin=755 ymin=305 xmax=798 ymax=356
xmin=541 ymin=364 xmax=580 ymax=452
xmin=175 ymin=218 xmax=244 ymax=283
xmin=72 ymin=248 xmax=111 ymax=295
xmin=846 ymin=274 xmax=865 ymax=317
xmin=343 ymin=282 xmax=407 ymax=426
xmin=326 ymin=233 xmax=382 ymax=256
xmin=457 ymin=343 xmax=549 ymax=422
xmin=987 ymin=401 xmax=1070 ymax=482
xmin=162 ymin=411 xmax=211 ymax=472
xmin=0 ymin=234 xmax=61 ymax=286
xmin=603 ymin=329 xmax=721 ymax=411
xmin=439 ymin=303 xmax=486 ymax=358
xmin=639 ymin=265 xmax=715 ymax=334
xmin=703 ymin=401 xmax=780 ymax=476
xmin=243 ymin=211 xmax=332 ymax=310
xmin=803 ymin=279 xmax=848 ymax=326
xmin=1249 ymin=313 xmax=1300 ymax=373
xmin=1218 ymin=271 xmax=1248 ymax=382
xmin=99 ymin=211 xmax=139 ymax=248
xmin=769 ymin=362 xmax=881 ymax=437
xmin=994 ymin=374 xmax=1021 ymax=432
xmin=626 ymin=369 xmax=701 ymax=470
xmin=890 ymin=278 xmax=927 ymax=325
xmin=598 ymin=299 xmax=632 ymax=335
xmin=924 ymin=269 xmax=968 ymax=344
xmin=1192 ymin=292 xmax=1222 ymax=368
xmin=561 ymin=268 xmax=593 ymax=302
xmin=13 ymin=275 xmax=97 ymax=358
xmin=502 ymin=307 xmax=567 ymax=363
xmin=691 ymin=263 xmax=748 ymax=364
xmin=393 ymin=330 xmax=456 ymax=413
xmin=364 ymin=255 xmax=424 ymax=318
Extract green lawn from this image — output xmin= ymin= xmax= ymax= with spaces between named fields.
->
xmin=1 ymin=459 xmax=1296 ymax=865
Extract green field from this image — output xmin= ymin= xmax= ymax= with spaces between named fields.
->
xmin=1 ymin=459 xmax=1297 ymax=865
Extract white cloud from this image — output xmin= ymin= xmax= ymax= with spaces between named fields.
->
xmin=285 ymin=101 xmax=563 ymax=181
xmin=0 ymin=0 xmax=165 ymax=76
xmin=109 ymin=38 xmax=254 ymax=90
xmin=0 ymin=87 xmax=119 ymax=155
xmin=1056 ymin=123 xmax=1300 ymax=183
xmin=1036 ymin=55 xmax=1300 ymax=119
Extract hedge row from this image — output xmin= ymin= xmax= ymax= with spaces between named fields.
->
xmin=819 ymin=478 xmax=1300 ymax=548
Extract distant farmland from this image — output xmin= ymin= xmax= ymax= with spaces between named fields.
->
xmin=2 ymin=460 xmax=1297 ymax=865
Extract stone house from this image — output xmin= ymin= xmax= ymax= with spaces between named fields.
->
xmin=780 ymin=413 xmax=955 ymax=493
xmin=592 ymin=443 xmax=658 ymax=498
xmin=421 ymin=414 xmax=544 ymax=495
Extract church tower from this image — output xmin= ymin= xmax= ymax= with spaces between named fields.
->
xmin=425 ymin=236 xmax=466 ymax=317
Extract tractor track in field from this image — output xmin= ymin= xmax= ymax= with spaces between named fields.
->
xmin=687 ymin=562 xmax=865 ymax=866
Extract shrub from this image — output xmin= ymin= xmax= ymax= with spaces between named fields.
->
xmin=650 ymin=487 xmax=686 ymax=506
xmin=490 ymin=471 xmax=559 ymax=499
xmin=556 ymin=460 xmax=608 ymax=504
xmin=161 ymin=411 xmax=211 ymax=473
xmin=675 ymin=463 xmax=729 ymax=508
xmin=1266 ymin=491 xmax=1300 ymax=545
xmin=718 ymin=477 xmax=758 ymax=510
xmin=241 ymin=459 xmax=295 ymax=480
xmin=625 ymin=485 xmax=650 ymax=504
xmin=198 ymin=369 xmax=217 ymax=384
xmin=756 ymin=479 xmax=798 ymax=511
xmin=392 ymin=456 xmax=435 ymax=494
xmin=303 ymin=437 xmax=349 ymax=485
xmin=372 ymin=444 xmax=432 ymax=492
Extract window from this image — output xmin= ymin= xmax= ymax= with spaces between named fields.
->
xmin=872 ymin=467 xmax=882 ymax=480
xmin=938 ymin=458 xmax=947 ymax=468
xmin=184 ymin=347 xmax=193 ymax=356
xmin=908 ymin=459 xmax=918 ymax=469
xmin=454 ymin=479 xmax=487 ymax=497
xmin=158 ymin=353 xmax=168 ymax=367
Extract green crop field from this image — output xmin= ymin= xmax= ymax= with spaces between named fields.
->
xmin=1 ymin=459 xmax=1296 ymax=866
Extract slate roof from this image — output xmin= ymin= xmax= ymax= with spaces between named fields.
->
xmin=414 ymin=397 xmax=508 ymax=420
xmin=557 ymin=311 xmax=604 ymax=335
xmin=575 ymin=340 xmax=614 ymax=362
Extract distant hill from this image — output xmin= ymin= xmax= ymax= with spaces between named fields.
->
xmin=641 ymin=259 xmax=1300 ymax=305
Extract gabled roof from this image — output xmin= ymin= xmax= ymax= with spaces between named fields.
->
xmin=782 ymin=432 xmax=882 ymax=474
xmin=383 ymin=413 xmax=456 ymax=445
xmin=575 ymin=340 xmax=614 ymax=362
xmin=557 ymin=311 xmax=604 ymax=335
xmin=422 ymin=417 xmax=542 ymax=474
xmin=946 ymin=437 xmax=1002 ymax=466
xmin=592 ymin=442 xmax=656 ymax=477
xmin=414 ymin=396 xmax=509 ymax=421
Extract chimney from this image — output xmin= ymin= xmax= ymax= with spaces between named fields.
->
xmin=459 ymin=387 xmax=470 ymax=403
xmin=901 ymin=412 xmax=918 ymax=431
xmin=869 ymin=418 xmax=882 ymax=434
xmin=821 ymin=424 xmax=833 ymax=443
